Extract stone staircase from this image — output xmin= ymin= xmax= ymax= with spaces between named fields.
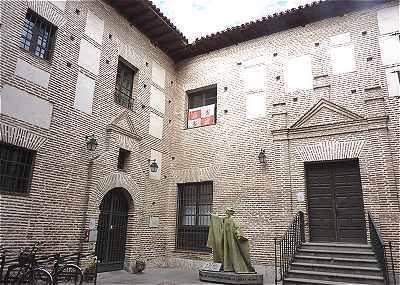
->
xmin=284 ymin=242 xmax=385 ymax=285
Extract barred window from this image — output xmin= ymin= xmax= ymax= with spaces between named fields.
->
xmin=176 ymin=182 xmax=213 ymax=251
xmin=0 ymin=143 xmax=35 ymax=194
xmin=115 ymin=59 xmax=137 ymax=110
xmin=20 ymin=10 xmax=57 ymax=61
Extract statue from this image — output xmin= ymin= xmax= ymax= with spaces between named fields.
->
xmin=207 ymin=208 xmax=255 ymax=273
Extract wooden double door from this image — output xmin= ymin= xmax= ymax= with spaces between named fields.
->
xmin=306 ymin=160 xmax=367 ymax=243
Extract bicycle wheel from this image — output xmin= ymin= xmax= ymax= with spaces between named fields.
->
xmin=17 ymin=268 xmax=53 ymax=285
xmin=4 ymin=264 xmax=25 ymax=285
xmin=54 ymin=265 xmax=83 ymax=285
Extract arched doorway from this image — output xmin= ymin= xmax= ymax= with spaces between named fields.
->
xmin=96 ymin=188 xmax=129 ymax=272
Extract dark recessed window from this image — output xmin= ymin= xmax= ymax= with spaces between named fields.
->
xmin=0 ymin=143 xmax=35 ymax=194
xmin=115 ymin=58 xmax=137 ymax=110
xmin=187 ymin=85 xmax=217 ymax=129
xmin=117 ymin=149 xmax=130 ymax=171
xmin=176 ymin=181 xmax=213 ymax=251
xmin=394 ymin=70 xmax=400 ymax=83
xmin=20 ymin=10 xmax=57 ymax=61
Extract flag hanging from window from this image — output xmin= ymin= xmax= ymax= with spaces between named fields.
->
xmin=187 ymin=104 xmax=215 ymax=128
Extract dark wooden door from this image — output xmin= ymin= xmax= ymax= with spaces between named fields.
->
xmin=306 ymin=160 xmax=366 ymax=243
xmin=96 ymin=188 xmax=128 ymax=272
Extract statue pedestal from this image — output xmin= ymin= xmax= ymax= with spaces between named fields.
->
xmin=199 ymin=270 xmax=263 ymax=285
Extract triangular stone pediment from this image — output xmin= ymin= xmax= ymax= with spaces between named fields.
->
xmin=107 ymin=111 xmax=141 ymax=140
xmin=291 ymin=99 xmax=364 ymax=129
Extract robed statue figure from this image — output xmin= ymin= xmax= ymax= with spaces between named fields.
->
xmin=207 ymin=208 xmax=255 ymax=273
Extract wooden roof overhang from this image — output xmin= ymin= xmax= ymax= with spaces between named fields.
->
xmin=105 ymin=0 xmax=189 ymax=62
xmin=185 ymin=0 xmax=389 ymax=61
xmin=106 ymin=0 xmax=390 ymax=63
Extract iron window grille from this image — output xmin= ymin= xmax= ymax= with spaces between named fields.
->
xmin=20 ymin=9 xmax=57 ymax=61
xmin=115 ymin=59 xmax=137 ymax=110
xmin=187 ymin=85 xmax=217 ymax=128
xmin=176 ymin=181 xmax=213 ymax=251
xmin=117 ymin=149 xmax=130 ymax=171
xmin=0 ymin=143 xmax=35 ymax=194
xmin=96 ymin=188 xmax=129 ymax=272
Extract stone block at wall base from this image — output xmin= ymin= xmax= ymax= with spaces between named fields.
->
xmin=140 ymin=257 xmax=169 ymax=269
xmin=261 ymin=265 xmax=277 ymax=285
xmin=165 ymin=257 xmax=209 ymax=272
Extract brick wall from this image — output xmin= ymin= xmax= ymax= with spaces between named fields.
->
xmin=0 ymin=0 xmax=175 ymax=270
xmin=0 ymin=0 xmax=399 ymax=274
xmin=170 ymin=1 xmax=400 ymax=269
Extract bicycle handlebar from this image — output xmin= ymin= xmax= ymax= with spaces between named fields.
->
xmin=19 ymin=241 xmax=43 ymax=257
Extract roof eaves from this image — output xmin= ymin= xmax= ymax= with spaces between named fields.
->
xmin=178 ymin=0 xmax=388 ymax=61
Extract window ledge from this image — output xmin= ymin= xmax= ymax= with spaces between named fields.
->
xmin=184 ymin=123 xmax=217 ymax=130
xmin=19 ymin=47 xmax=52 ymax=66
xmin=114 ymin=94 xmax=135 ymax=111
xmin=0 ymin=190 xmax=30 ymax=197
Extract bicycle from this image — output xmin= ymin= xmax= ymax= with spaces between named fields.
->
xmin=1 ymin=245 xmax=6 ymax=283
xmin=50 ymin=254 xmax=83 ymax=285
xmin=3 ymin=242 xmax=52 ymax=285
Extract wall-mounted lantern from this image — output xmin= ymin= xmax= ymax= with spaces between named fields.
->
xmin=258 ymin=149 xmax=266 ymax=164
xmin=149 ymin=159 xmax=159 ymax=173
xmin=85 ymin=134 xmax=98 ymax=151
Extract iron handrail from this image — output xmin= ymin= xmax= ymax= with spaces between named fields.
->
xmin=368 ymin=211 xmax=397 ymax=285
xmin=114 ymin=89 xmax=135 ymax=110
xmin=274 ymin=211 xmax=305 ymax=285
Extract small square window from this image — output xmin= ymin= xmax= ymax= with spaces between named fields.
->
xmin=115 ymin=58 xmax=137 ymax=110
xmin=117 ymin=149 xmax=130 ymax=171
xmin=20 ymin=10 xmax=57 ymax=61
xmin=0 ymin=143 xmax=35 ymax=194
xmin=187 ymin=85 xmax=217 ymax=129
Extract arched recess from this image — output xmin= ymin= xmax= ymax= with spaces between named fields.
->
xmin=89 ymin=172 xmax=139 ymax=217
xmin=87 ymin=172 xmax=140 ymax=272
xmin=96 ymin=188 xmax=130 ymax=272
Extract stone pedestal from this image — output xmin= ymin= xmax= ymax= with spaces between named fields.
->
xmin=199 ymin=270 xmax=263 ymax=285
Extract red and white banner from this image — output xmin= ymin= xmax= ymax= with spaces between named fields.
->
xmin=187 ymin=104 xmax=215 ymax=128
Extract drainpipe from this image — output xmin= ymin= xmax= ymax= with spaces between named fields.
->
xmin=287 ymin=135 xmax=294 ymax=213
xmin=78 ymin=154 xmax=101 ymax=262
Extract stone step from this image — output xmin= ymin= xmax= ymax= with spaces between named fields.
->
xmin=287 ymin=270 xmax=385 ymax=285
xmin=304 ymin=242 xmax=372 ymax=248
xmin=295 ymin=255 xmax=379 ymax=267
xmin=291 ymin=262 xmax=382 ymax=276
xmin=301 ymin=243 xmax=373 ymax=252
xmin=297 ymin=248 xmax=375 ymax=259
xmin=301 ymin=242 xmax=373 ymax=253
xmin=284 ymin=277 xmax=372 ymax=285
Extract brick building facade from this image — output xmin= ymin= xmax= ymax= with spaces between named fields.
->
xmin=0 ymin=0 xmax=399 ymax=279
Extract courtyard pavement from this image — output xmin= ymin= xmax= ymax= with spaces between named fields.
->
xmin=96 ymin=268 xmax=221 ymax=285
xmin=96 ymin=268 xmax=276 ymax=285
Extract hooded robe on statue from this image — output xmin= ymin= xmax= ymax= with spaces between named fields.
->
xmin=207 ymin=209 xmax=255 ymax=273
